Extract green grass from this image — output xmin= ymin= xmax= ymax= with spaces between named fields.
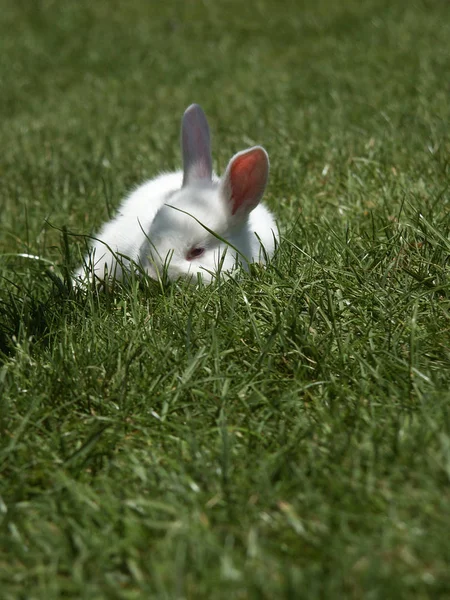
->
xmin=1 ymin=0 xmax=450 ymax=597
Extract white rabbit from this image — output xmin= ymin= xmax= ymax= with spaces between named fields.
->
xmin=75 ymin=104 xmax=278 ymax=285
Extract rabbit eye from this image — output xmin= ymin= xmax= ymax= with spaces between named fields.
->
xmin=186 ymin=247 xmax=205 ymax=261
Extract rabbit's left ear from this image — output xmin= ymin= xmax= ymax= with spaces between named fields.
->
xmin=220 ymin=146 xmax=269 ymax=219
xmin=181 ymin=104 xmax=213 ymax=185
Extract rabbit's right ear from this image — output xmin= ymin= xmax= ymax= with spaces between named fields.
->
xmin=181 ymin=104 xmax=213 ymax=186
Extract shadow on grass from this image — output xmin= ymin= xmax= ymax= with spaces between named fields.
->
xmin=0 ymin=250 xmax=175 ymax=362
xmin=0 ymin=273 xmax=68 ymax=360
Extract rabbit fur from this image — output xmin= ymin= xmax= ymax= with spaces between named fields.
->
xmin=75 ymin=104 xmax=278 ymax=285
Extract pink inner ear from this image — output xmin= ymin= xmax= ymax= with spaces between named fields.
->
xmin=230 ymin=148 xmax=268 ymax=216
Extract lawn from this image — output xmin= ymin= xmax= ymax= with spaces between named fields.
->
xmin=1 ymin=0 xmax=450 ymax=598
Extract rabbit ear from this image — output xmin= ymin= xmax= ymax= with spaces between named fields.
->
xmin=220 ymin=146 xmax=269 ymax=219
xmin=181 ymin=104 xmax=213 ymax=186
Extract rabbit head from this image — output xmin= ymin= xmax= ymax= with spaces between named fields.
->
xmin=141 ymin=104 xmax=270 ymax=283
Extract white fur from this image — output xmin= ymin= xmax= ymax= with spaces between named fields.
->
xmin=75 ymin=105 xmax=278 ymax=285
